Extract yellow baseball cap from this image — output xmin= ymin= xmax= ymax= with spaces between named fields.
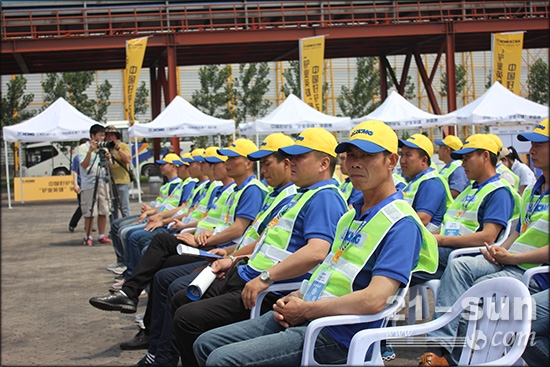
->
xmin=203 ymin=146 xmax=228 ymax=164
xmin=486 ymin=134 xmax=503 ymax=152
xmin=399 ymin=133 xmax=434 ymax=157
xmin=435 ymin=135 xmax=463 ymax=151
xmin=248 ymin=133 xmax=295 ymax=161
xmin=451 ymin=134 xmax=500 ymax=159
xmin=156 ymin=153 xmax=183 ymax=166
xmin=279 ymin=127 xmax=338 ymax=158
xmin=335 ymin=120 xmax=398 ymax=154
xmin=179 ymin=152 xmax=192 ymax=166
xmin=518 ymin=118 xmax=549 ymax=143
xmin=218 ymin=138 xmax=258 ymax=158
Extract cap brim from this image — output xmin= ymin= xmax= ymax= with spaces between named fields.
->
xmin=193 ymin=156 xmax=205 ymax=162
xmin=247 ymin=150 xmax=274 ymax=161
xmin=181 ymin=157 xmax=194 ymax=163
xmin=399 ymin=140 xmax=422 ymax=150
xmin=204 ymin=156 xmax=225 ymax=163
xmin=434 ymin=140 xmax=445 ymax=146
xmin=278 ymin=145 xmax=313 ymax=156
xmin=517 ymin=132 xmax=549 ymax=143
xmin=335 ymin=141 xmax=386 ymax=154
xmin=217 ymin=148 xmax=242 ymax=157
xmin=155 ymin=159 xmax=167 ymax=164
xmin=451 ymin=147 xmax=476 ymax=159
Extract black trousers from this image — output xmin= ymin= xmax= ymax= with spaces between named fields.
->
xmin=121 ymin=233 xmax=214 ymax=304
xmin=68 ymin=193 xmax=82 ymax=229
xmin=171 ymin=262 xmax=278 ymax=367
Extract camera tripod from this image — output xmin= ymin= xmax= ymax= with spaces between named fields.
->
xmin=85 ymin=149 xmax=123 ymax=243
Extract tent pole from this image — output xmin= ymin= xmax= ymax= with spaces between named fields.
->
xmin=218 ymin=134 xmax=221 ymax=147
xmin=134 ymin=137 xmax=142 ymax=203
xmin=4 ymin=141 xmax=12 ymax=209
xmin=256 ymin=133 xmax=260 ymax=180
xmin=19 ymin=143 xmax=24 ymax=203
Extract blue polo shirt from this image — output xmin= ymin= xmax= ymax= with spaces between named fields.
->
xmin=239 ymin=179 xmax=347 ymax=283
xmin=232 ymin=174 xmax=266 ymax=222
xmin=325 ymin=191 xmax=422 ymax=348
xmin=466 ymin=174 xmax=514 ymax=230
xmin=71 ymin=156 xmax=81 ymax=186
xmin=177 ymin=179 xmax=197 ymax=206
xmin=445 ymin=162 xmax=469 ymax=194
xmin=403 ymin=168 xmax=447 ymax=227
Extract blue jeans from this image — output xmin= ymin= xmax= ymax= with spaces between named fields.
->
xmin=194 ymin=311 xmax=348 ymax=366
xmin=111 ymin=183 xmax=131 ymax=219
xmin=428 ymin=255 xmax=542 ymax=362
xmin=149 ymin=262 xmax=205 ymax=366
xmin=110 ymin=215 xmax=140 ymax=264
xmin=523 ymin=289 xmax=549 ymax=366
xmin=126 ymin=226 xmax=172 ymax=277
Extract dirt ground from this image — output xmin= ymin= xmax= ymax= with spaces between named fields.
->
xmin=1 ymin=194 xmax=429 ymax=366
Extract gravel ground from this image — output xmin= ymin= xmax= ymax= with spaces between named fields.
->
xmin=1 ymin=194 xmax=429 ymax=366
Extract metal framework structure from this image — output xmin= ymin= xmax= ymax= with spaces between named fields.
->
xmin=1 ymin=0 xmax=548 ymax=154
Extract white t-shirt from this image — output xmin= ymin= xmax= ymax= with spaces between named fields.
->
xmin=511 ymin=160 xmax=536 ymax=188
xmin=78 ymin=142 xmax=108 ymax=191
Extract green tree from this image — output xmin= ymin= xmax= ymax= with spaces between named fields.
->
xmin=439 ymin=64 xmax=467 ymax=97
xmin=41 ymin=71 xmax=112 ymax=121
xmin=486 ymin=74 xmax=493 ymax=90
xmin=527 ymin=58 xmax=549 ymax=105
xmin=337 ymin=57 xmax=380 ymax=118
xmin=134 ymin=81 xmax=150 ymax=117
xmin=0 ymin=75 xmax=36 ymax=127
xmin=233 ymin=62 xmax=272 ymax=124
xmin=281 ymin=60 xmax=302 ymax=98
xmin=192 ymin=65 xmax=233 ymax=146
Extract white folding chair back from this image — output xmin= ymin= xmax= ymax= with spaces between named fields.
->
xmin=349 ymin=278 xmax=532 ymax=366
xmin=521 ymin=265 xmax=549 ymax=286
xmin=301 ymin=285 xmax=409 ymax=366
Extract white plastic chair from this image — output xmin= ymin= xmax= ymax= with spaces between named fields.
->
xmin=348 ymin=277 xmax=532 ymax=366
xmin=408 ymin=219 xmax=516 ymax=325
xmin=521 ymin=265 xmax=549 ymax=286
xmin=249 ymin=281 xmax=302 ymax=319
xmin=301 ymin=285 xmax=409 ymax=366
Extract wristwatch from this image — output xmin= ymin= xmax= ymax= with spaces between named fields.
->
xmin=259 ymin=270 xmax=274 ymax=284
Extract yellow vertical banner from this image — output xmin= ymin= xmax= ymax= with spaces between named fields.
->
xmin=125 ymin=36 xmax=148 ymax=126
xmin=492 ymin=32 xmax=524 ymax=95
xmin=299 ymin=36 xmax=325 ymax=111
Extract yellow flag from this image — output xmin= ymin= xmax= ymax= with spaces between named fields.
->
xmin=299 ymin=36 xmax=325 ymax=111
xmin=492 ymin=32 xmax=524 ymax=95
xmin=125 ymin=36 xmax=148 ymax=126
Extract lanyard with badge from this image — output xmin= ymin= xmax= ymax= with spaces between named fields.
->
xmin=303 ymin=215 xmax=369 ymax=302
xmin=444 ymin=186 xmax=480 ymax=236
xmin=521 ymin=186 xmax=550 ymax=233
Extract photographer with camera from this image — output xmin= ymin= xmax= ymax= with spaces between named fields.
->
xmin=105 ymin=125 xmax=132 ymax=219
xmin=78 ymin=124 xmax=113 ymax=246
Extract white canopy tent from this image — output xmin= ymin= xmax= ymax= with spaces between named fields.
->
xmin=2 ymin=97 xmax=100 ymax=208
xmin=351 ymin=91 xmax=456 ymax=129
xmin=249 ymin=94 xmax=352 ymax=134
xmin=444 ymin=82 xmax=548 ymax=126
xmin=128 ymin=96 xmax=236 ymax=201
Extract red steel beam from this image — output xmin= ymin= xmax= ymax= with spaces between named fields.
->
xmin=414 ymin=51 xmax=441 ymax=115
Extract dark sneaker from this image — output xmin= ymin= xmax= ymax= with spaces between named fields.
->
xmin=89 ymin=291 xmax=137 ymax=313
xmin=121 ymin=329 xmax=150 ymax=350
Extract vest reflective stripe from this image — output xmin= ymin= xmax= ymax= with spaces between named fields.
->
xmin=497 ymin=164 xmax=520 ymax=191
xmin=158 ymin=178 xmax=186 ymax=212
xmin=155 ymin=178 xmax=183 ymax=206
xmin=304 ymin=200 xmax=438 ymax=299
xmin=339 ymin=180 xmax=353 ymax=201
xmin=509 ymin=185 xmax=549 ymax=270
xmin=196 ymin=184 xmax=236 ymax=233
xmin=190 ymin=181 xmax=222 ymax=220
xmin=247 ymin=184 xmax=346 ymax=273
xmin=235 ymin=184 xmax=297 ymax=251
xmin=441 ymin=180 xmax=520 ymax=236
xmin=439 ymin=160 xmax=462 ymax=182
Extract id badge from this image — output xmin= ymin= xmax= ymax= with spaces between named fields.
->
xmin=303 ymin=270 xmax=332 ymax=302
xmin=182 ymin=216 xmax=191 ymax=224
xmin=443 ymin=222 xmax=461 ymax=236
xmin=175 ymin=208 xmax=185 ymax=217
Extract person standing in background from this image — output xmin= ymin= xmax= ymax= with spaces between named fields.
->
xmin=499 ymin=145 xmax=536 ymax=195
xmin=105 ymin=125 xmax=132 ymax=219
xmin=69 ymin=138 xmax=89 ymax=232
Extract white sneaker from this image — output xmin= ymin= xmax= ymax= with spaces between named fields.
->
xmin=106 ymin=263 xmax=127 ymax=275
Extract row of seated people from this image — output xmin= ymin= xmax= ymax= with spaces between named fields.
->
xmin=88 ymin=118 xmax=548 ymax=366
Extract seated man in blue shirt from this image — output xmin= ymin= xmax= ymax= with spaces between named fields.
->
xmin=171 ymin=127 xmax=348 ymax=367
xmin=412 ymin=134 xmax=519 ymax=284
xmin=400 ymin=134 xmax=453 ymax=233
xmin=435 ymin=135 xmax=469 ymax=198
xmin=193 ymin=120 xmax=438 ymax=366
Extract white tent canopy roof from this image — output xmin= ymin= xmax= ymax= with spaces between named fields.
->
xmin=3 ymin=97 xmax=99 ymax=142
xmin=448 ymin=82 xmax=548 ymax=126
xmin=251 ymin=94 xmax=351 ymax=133
xmin=351 ymin=91 xmax=456 ymax=129
xmin=128 ymin=96 xmax=235 ymax=138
